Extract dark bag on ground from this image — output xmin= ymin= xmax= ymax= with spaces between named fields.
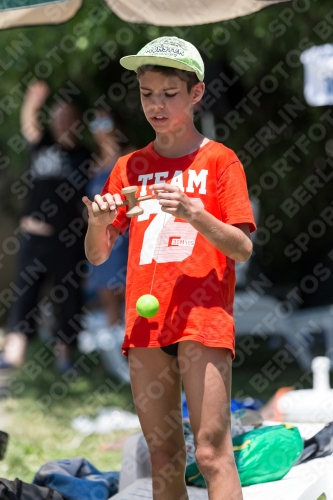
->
xmin=298 ymin=421 xmax=333 ymax=463
xmin=0 ymin=478 xmax=64 ymax=500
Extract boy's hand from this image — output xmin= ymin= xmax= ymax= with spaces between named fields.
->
xmin=150 ymin=183 xmax=197 ymax=221
xmin=82 ymin=193 xmax=122 ymax=226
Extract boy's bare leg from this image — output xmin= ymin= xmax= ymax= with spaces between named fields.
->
xmin=179 ymin=341 xmax=243 ymax=500
xmin=128 ymin=347 xmax=189 ymax=500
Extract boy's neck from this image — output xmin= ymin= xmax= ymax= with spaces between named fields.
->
xmin=153 ymin=128 xmax=210 ymax=158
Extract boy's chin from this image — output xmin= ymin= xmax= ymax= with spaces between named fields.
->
xmin=150 ymin=120 xmax=178 ymax=134
xmin=152 ymin=125 xmax=168 ymax=132
xmin=150 ymin=118 xmax=168 ymax=127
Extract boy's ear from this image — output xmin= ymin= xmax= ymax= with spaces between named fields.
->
xmin=191 ymin=82 xmax=205 ymax=105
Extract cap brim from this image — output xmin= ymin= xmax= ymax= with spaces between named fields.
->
xmin=120 ymin=55 xmax=204 ymax=81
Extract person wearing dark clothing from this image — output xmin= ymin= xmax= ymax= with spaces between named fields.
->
xmin=85 ymin=109 xmax=131 ymax=327
xmin=1 ymin=80 xmax=91 ymax=371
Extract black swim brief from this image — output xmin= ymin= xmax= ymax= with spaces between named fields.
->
xmin=160 ymin=343 xmax=179 ymax=356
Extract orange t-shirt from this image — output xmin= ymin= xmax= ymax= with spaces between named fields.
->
xmin=101 ymin=140 xmax=256 ymax=357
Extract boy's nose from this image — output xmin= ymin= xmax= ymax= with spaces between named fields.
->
xmin=150 ymin=95 xmax=164 ymax=109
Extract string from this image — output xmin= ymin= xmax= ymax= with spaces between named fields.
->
xmin=149 ymin=211 xmax=168 ymax=295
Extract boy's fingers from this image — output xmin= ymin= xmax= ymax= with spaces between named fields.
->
xmin=102 ymin=193 xmax=117 ymax=209
xmin=93 ymin=193 xmax=123 ymax=210
xmin=155 ymin=191 xmax=177 ymax=199
xmin=94 ymin=194 xmax=104 ymax=206
xmin=113 ymin=193 xmax=123 ymax=206
xmin=82 ymin=196 xmax=92 ymax=207
xmin=150 ymin=183 xmax=176 ymax=192
xmin=94 ymin=194 xmax=112 ymax=210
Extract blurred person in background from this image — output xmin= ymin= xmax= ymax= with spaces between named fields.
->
xmin=85 ymin=109 xmax=131 ymax=329
xmin=0 ymin=80 xmax=91 ymax=372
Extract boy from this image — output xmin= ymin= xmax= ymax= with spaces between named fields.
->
xmin=83 ymin=37 xmax=256 ymax=500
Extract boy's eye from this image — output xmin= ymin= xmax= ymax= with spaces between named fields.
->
xmin=140 ymin=92 xmax=178 ymax=98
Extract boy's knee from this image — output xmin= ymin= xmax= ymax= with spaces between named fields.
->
xmin=195 ymin=444 xmax=234 ymax=477
xmin=195 ymin=445 xmax=215 ymax=473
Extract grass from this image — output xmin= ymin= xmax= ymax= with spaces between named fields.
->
xmin=0 ymin=340 xmax=135 ymax=482
xmin=0 ymin=336 xmax=327 ymax=483
xmin=0 ymin=395 xmax=134 ymax=481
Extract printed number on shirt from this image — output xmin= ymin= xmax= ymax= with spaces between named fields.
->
xmin=139 ymin=198 xmax=204 ymax=265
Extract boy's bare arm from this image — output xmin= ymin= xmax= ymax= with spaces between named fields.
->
xmin=151 ymin=183 xmax=253 ymax=263
xmin=83 ymin=193 xmax=122 ymax=265
xmin=188 ymin=214 xmax=252 ymax=262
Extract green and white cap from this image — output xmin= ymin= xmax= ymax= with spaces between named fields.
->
xmin=120 ymin=36 xmax=204 ymax=81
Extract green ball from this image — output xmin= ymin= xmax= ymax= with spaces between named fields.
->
xmin=136 ymin=294 xmax=160 ymax=318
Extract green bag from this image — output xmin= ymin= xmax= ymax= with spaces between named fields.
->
xmin=233 ymin=424 xmax=303 ymax=486
xmin=185 ymin=424 xmax=303 ymax=488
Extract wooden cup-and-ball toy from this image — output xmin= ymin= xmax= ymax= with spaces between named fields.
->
xmin=92 ymin=185 xmax=160 ymax=318
xmin=92 ymin=185 xmax=152 ymax=218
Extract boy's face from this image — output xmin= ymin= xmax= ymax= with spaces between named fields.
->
xmin=139 ymin=71 xmax=204 ymax=134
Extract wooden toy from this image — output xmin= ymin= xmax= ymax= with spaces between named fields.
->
xmin=92 ymin=185 xmax=152 ymax=218
xmin=92 ymin=185 xmax=161 ymax=318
